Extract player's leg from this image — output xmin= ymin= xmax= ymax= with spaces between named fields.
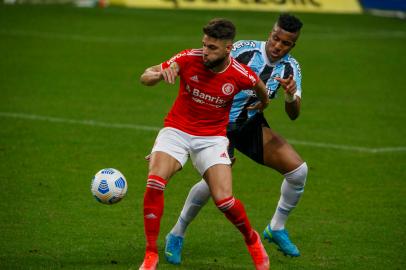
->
xmin=140 ymin=128 xmax=187 ymax=270
xmin=204 ymin=164 xmax=269 ymax=270
xmin=164 ymin=139 xmax=238 ymax=264
xmin=192 ymin=136 xmax=269 ymax=269
xmin=165 ymin=179 xmax=210 ymax=264
xmin=261 ymin=127 xmax=307 ymax=257
xmin=170 ymin=180 xmax=210 ymax=238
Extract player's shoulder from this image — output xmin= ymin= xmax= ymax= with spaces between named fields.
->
xmin=232 ymin=40 xmax=262 ymax=52
xmin=172 ymin=48 xmax=202 ymax=59
xmin=187 ymin=48 xmax=203 ymax=56
xmin=165 ymin=48 xmax=202 ymax=67
xmin=280 ymin=54 xmax=302 ymax=79
xmin=230 ymin=57 xmax=252 ymax=74
xmin=282 ymin=54 xmax=301 ymax=69
xmin=230 ymin=58 xmax=257 ymax=84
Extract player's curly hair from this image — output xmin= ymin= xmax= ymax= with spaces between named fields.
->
xmin=203 ymin=18 xmax=236 ymax=40
xmin=277 ymin=13 xmax=303 ymax=33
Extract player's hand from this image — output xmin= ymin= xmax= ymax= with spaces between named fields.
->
xmin=247 ymin=100 xmax=269 ymax=112
xmin=275 ymin=74 xmax=297 ymax=97
xmin=160 ymin=63 xmax=179 ymax=84
xmin=145 ymin=154 xmax=151 ymax=162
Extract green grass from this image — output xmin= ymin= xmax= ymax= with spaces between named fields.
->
xmin=1 ymin=3 xmax=405 ymax=269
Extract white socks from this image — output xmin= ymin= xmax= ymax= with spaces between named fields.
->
xmin=170 ymin=179 xmax=211 ymax=237
xmin=170 ymin=162 xmax=308 ymax=236
xmin=271 ymin=162 xmax=308 ymax=231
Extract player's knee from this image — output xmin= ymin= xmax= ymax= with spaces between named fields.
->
xmin=190 ymin=179 xmax=211 ymax=204
xmin=284 ymin=162 xmax=307 ymax=187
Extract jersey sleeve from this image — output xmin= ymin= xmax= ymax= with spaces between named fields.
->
xmin=234 ymin=61 xmax=259 ymax=89
xmin=246 ymin=66 xmax=259 ymax=87
xmin=161 ymin=49 xmax=191 ymax=71
xmin=285 ymin=57 xmax=303 ymax=98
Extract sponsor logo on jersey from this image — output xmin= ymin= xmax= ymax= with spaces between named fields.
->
xmin=186 ymin=84 xmax=227 ymax=107
xmin=190 ymin=75 xmax=199 ymax=82
xmin=220 ymin=152 xmax=228 ymax=158
xmin=222 ymin=83 xmax=234 ymax=95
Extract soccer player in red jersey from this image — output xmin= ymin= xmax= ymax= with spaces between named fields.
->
xmin=138 ymin=19 xmax=270 ymax=270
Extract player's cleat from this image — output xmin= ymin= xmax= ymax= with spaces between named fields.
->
xmin=263 ymin=224 xmax=300 ymax=257
xmin=139 ymin=251 xmax=159 ymax=270
xmin=246 ymin=231 xmax=270 ymax=270
xmin=164 ymin=233 xmax=184 ymax=265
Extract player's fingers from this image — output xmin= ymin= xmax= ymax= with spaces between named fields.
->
xmin=274 ymin=76 xmax=288 ymax=87
xmin=246 ymin=101 xmax=259 ymax=111
xmin=167 ymin=68 xmax=177 ymax=84
xmin=145 ymin=154 xmax=151 ymax=162
xmin=247 ymin=102 xmax=266 ymax=112
xmin=161 ymin=69 xmax=170 ymax=83
xmin=164 ymin=68 xmax=176 ymax=84
xmin=166 ymin=69 xmax=174 ymax=84
xmin=274 ymin=76 xmax=285 ymax=83
xmin=286 ymin=80 xmax=296 ymax=93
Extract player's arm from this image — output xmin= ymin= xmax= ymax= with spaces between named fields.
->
xmin=275 ymin=74 xmax=301 ymax=120
xmin=247 ymin=80 xmax=270 ymax=111
xmin=140 ymin=63 xmax=179 ymax=86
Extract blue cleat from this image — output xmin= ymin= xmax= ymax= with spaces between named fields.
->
xmin=263 ymin=225 xmax=300 ymax=257
xmin=164 ymin=233 xmax=184 ymax=264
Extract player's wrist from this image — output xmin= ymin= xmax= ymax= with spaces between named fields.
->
xmin=284 ymin=92 xmax=297 ymax=103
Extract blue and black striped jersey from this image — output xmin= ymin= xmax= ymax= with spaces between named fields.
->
xmin=229 ymin=40 xmax=302 ymax=127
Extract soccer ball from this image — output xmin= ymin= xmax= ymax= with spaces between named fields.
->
xmin=91 ymin=168 xmax=128 ymax=204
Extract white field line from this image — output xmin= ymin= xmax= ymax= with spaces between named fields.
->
xmin=0 ymin=29 xmax=196 ymax=44
xmin=0 ymin=112 xmax=159 ymax=132
xmin=1 ymin=112 xmax=405 ymax=154
xmin=0 ymin=29 xmax=405 ymax=44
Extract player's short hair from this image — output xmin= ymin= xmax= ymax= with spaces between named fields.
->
xmin=277 ymin=13 xmax=303 ymax=33
xmin=203 ymin=18 xmax=236 ymax=41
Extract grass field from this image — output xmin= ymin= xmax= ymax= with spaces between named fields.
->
xmin=1 ymin=3 xmax=405 ymax=269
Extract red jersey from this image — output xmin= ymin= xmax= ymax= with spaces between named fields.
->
xmin=161 ymin=49 xmax=259 ymax=136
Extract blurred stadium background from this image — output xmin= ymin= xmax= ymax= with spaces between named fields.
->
xmin=0 ymin=0 xmax=405 ymax=269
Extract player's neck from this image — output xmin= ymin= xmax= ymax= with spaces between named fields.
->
xmin=210 ymin=57 xmax=231 ymax=73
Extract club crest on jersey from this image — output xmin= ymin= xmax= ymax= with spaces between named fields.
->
xmin=222 ymin=83 xmax=234 ymax=95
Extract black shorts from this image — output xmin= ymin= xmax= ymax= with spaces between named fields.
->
xmin=227 ymin=113 xmax=270 ymax=165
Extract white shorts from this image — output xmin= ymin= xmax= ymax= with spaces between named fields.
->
xmin=151 ymin=127 xmax=231 ymax=176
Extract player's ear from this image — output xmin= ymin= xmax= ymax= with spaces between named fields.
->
xmin=225 ymin=41 xmax=233 ymax=53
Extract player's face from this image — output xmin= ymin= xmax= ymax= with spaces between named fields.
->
xmin=266 ymin=25 xmax=299 ymax=62
xmin=202 ymin=35 xmax=232 ymax=68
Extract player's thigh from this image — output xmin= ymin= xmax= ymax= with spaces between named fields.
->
xmin=262 ymin=127 xmax=303 ymax=174
xmin=148 ymin=151 xmax=182 ymax=180
xmin=203 ymin=164 xmax=232 ymax=202
xmin=149 ymin=128 xmax=189 ymax=180
xmin=191 ymin=136 xmax=231 ymax=176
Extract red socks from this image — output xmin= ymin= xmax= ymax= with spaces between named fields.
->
xmin=143 ymin=175 xmax=167 ymax=253
xmin=216 ymin=196 xmax=257 ymax=245
xmin=144 ymin=176 xmax=256 ymax=253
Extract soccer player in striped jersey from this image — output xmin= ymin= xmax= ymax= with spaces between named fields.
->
xmin=139 ymin=19 xmax=270 ymax=270
xmin=165 ymin=14 xmax=308 ymax=263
